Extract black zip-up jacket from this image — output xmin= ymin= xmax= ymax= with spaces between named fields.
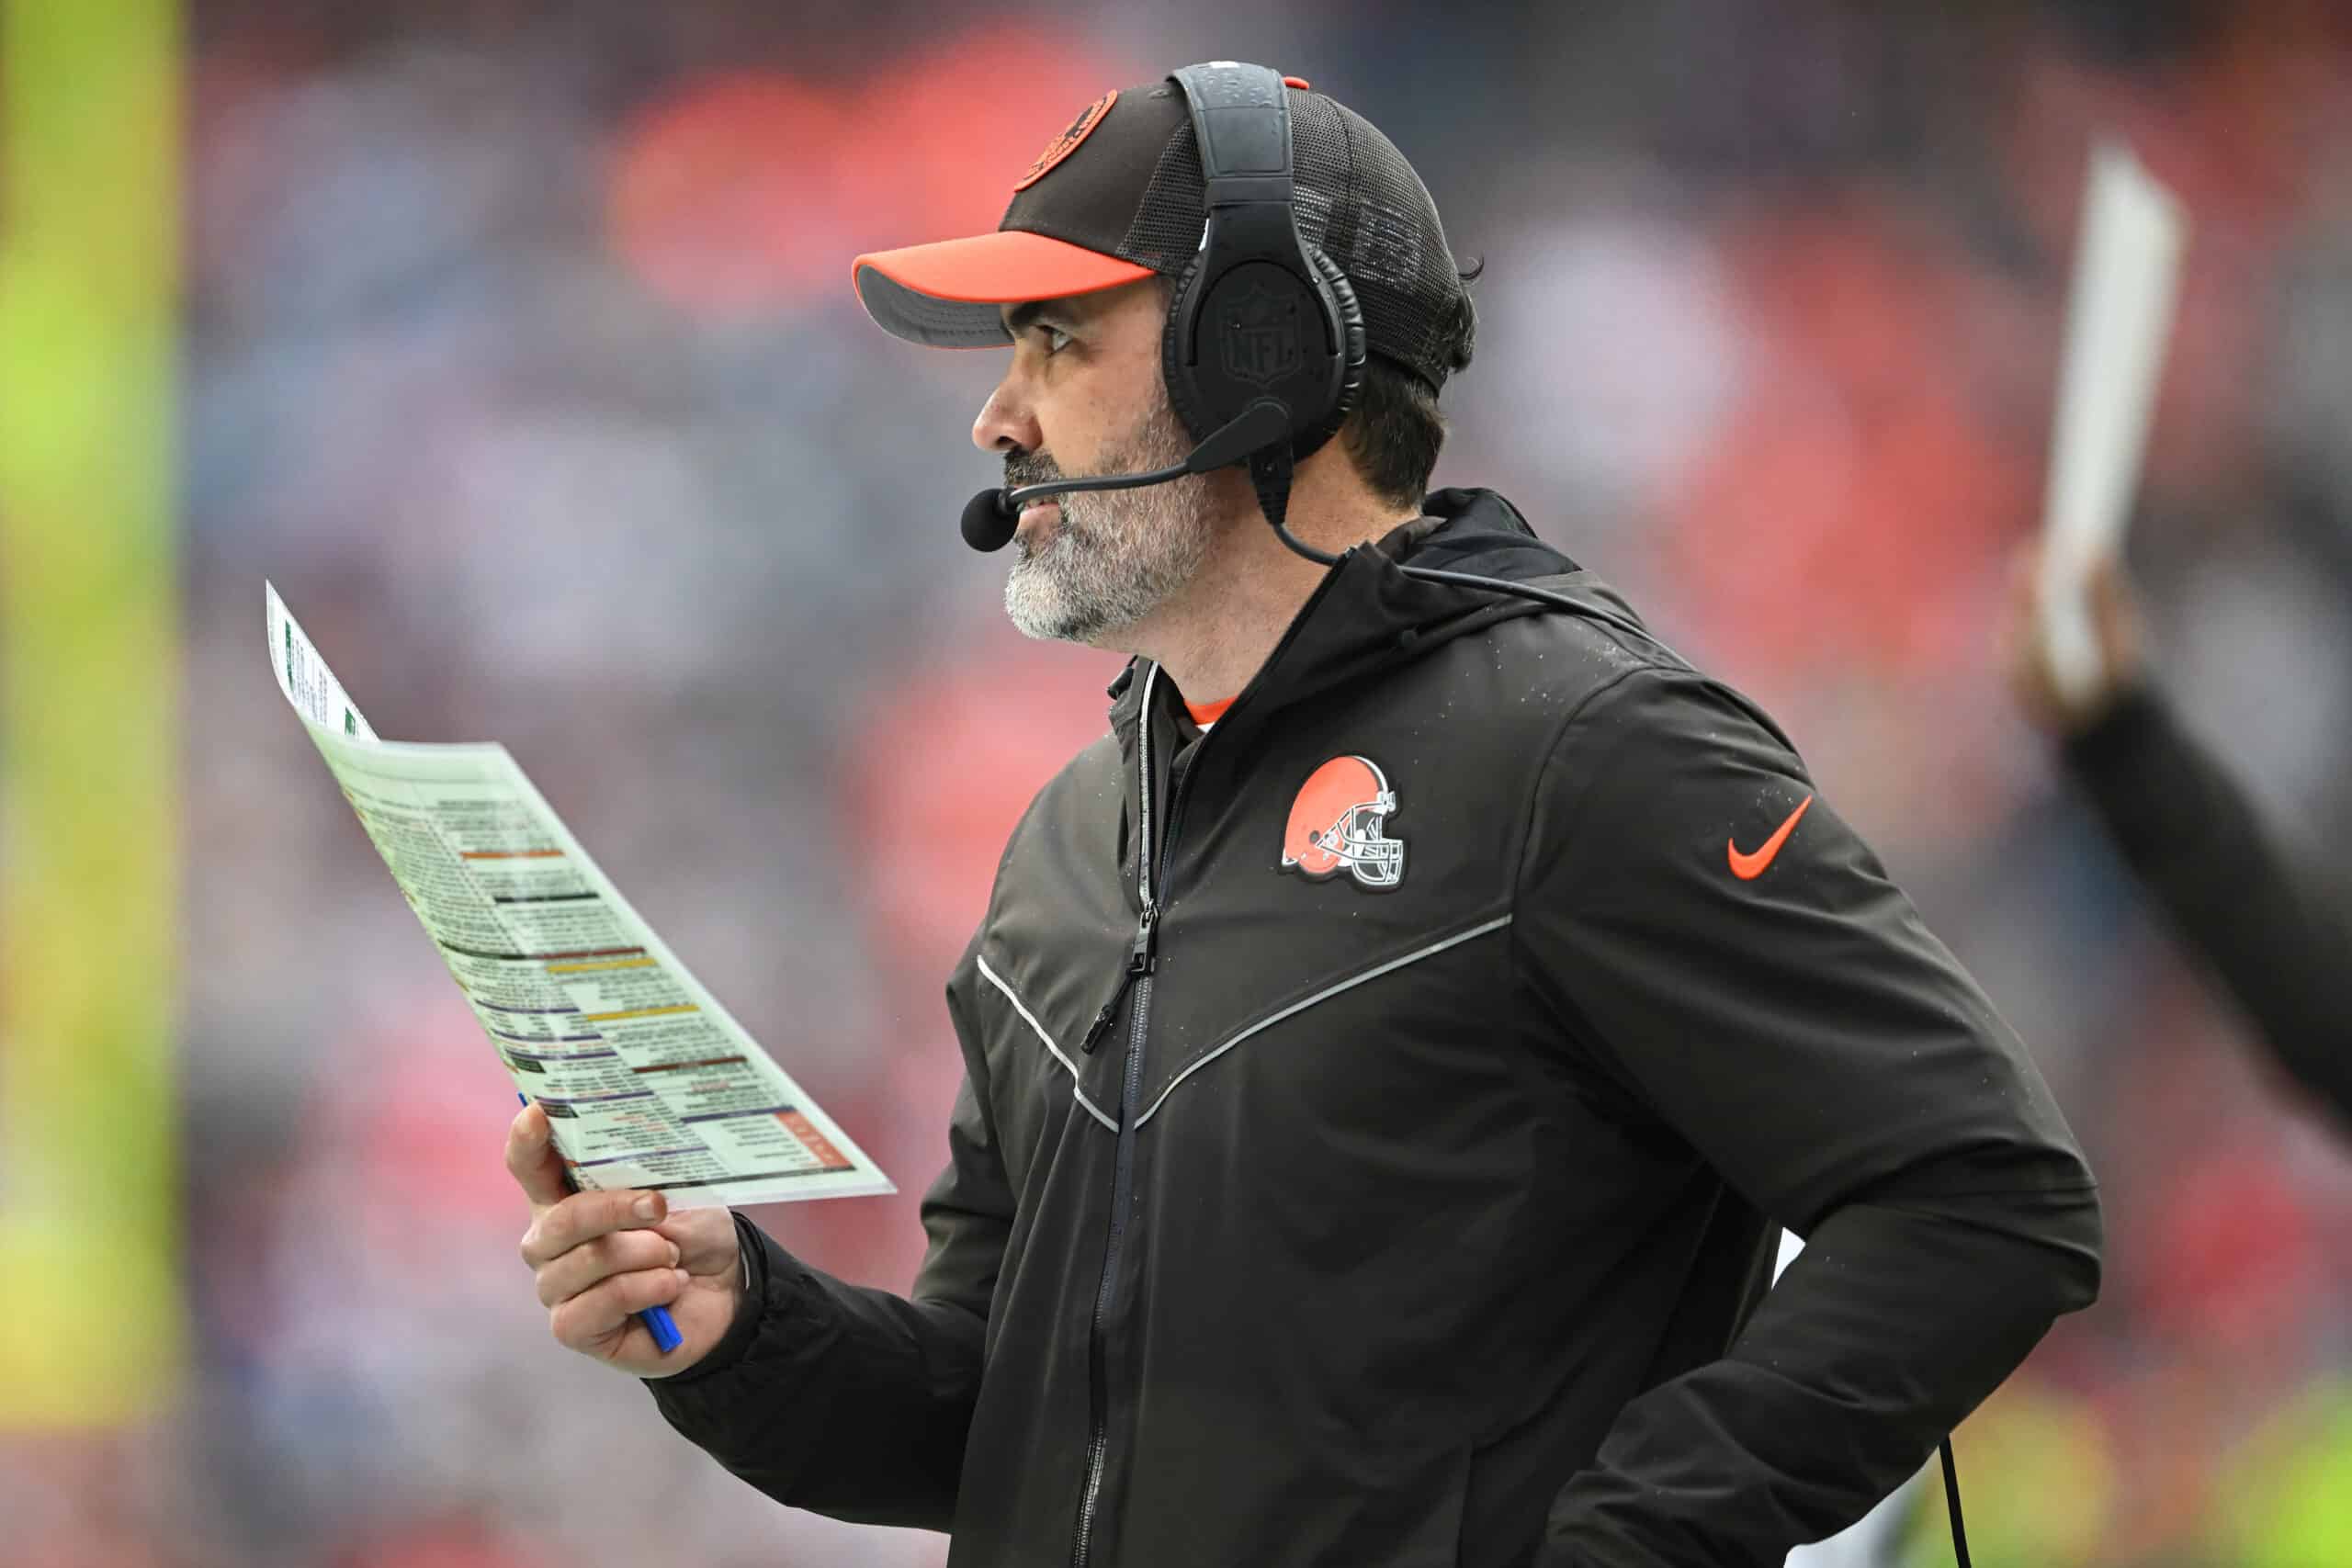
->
xmin=2063 ymin=685 xmax=2352 ymax=1122
xmin=650 ymin=489 xmax=2103 ymax=1566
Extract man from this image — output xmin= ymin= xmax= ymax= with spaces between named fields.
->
xmin=2005 ymin=544 xmax=2350 ymax=1122
xmin=507 ymin=67 xmax=2102 ymax=1565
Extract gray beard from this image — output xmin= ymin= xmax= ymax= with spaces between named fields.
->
xmin=1002 ymin=400 xmax=1215 ymax=646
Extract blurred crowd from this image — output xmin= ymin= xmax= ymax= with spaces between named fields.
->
xmin=6 ymin=1 xmax=2351 ymax=1562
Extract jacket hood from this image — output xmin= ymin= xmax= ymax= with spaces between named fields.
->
xmin=1379 ymin=487 xmax=1580 ymax=583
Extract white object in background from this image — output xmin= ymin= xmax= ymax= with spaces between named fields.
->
xmin=2037 ymin=139 xmax=2188 ymax=706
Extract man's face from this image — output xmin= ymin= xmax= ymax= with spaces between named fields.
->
xmin=972 ymin=279 xmax=1218 ymax=647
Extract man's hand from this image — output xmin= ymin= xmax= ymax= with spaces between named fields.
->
xmin=507 ymin=1100 xmax=746 ymax=1377
xmin=2002 ymin=542 xmax=2148 ymax=737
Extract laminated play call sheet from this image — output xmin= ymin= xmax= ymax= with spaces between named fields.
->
xmin=268 ymin=583 xmax=893 ymax=1207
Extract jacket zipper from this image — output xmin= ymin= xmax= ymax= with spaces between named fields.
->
xmin=1071 ymin=664 xmax=1164 ymax=1568
xmin=1070 ymin=579 xmax=1341 ymax=1562
xmin=1079 ymin=907 xmax=1158 ymax=1055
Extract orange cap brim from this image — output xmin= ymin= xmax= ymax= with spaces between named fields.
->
xmin=851 ymin=231 xmax=1158 ymax=349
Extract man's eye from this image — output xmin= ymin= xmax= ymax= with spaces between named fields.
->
xmin=1042 ymin=326 xmax=1073 ymax=355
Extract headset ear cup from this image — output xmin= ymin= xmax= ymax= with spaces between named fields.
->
xmin=1159 ymin=256 xmax=1216 ymax=445
xmin=1299 ymin=246 xmax=1367 ymax=456
xmin=1163 ymin=247 xmax=1362 ymax=457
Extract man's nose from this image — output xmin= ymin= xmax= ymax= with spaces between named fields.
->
xmin=973 ymin=378 xmax=1041 ymax=456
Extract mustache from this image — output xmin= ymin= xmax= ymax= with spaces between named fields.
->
xmin=1004 ymin=448 xmax=1062 ymax=491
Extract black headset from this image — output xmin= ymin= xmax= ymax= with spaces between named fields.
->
xmin=964 ymin=65 xmax=1736 ymax=652
xmin=961 ymin=61 xmax=1366 ymax=551
xmin=1160 ymin=61 xmax=1366 ymax=526
xmin=1145 ymin=64 xmax=1679 ymax=646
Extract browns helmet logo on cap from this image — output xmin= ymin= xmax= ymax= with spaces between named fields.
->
xmin=1281 ymin=756 xmax=1405 ymax=889
xmin=1013 ymin=89 xmax=1117 ymax=192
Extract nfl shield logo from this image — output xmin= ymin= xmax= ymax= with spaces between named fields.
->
xmin=1221 ymin=283 xmax=1303 ymax=387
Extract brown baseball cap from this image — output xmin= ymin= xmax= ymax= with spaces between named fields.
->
xmin=850 ymin=72 xmax=1475 ymax=391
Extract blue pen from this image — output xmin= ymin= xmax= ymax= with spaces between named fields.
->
xmin=522 ymin=1093 xmax=683 ymax=1354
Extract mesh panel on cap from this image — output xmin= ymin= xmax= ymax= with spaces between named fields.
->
xmin=1119 ymin=87 xmax=1472 ymax=391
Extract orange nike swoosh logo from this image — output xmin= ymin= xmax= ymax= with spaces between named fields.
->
xmin=1728 ymin=795 xmax=1814 ymax=880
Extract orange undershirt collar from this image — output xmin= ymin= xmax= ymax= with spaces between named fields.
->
xmin=1185 ymin=695 xmax=1235 ymax=727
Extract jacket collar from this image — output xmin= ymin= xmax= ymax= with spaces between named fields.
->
xmin=1107 ymin=488 xmax=1579 ymax=739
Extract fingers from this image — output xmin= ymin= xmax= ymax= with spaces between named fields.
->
xmin=548 ymin=1265 xmax=691 ymax=1354
xmin=518 ymin=1187 xmax=669 ymax=1269
xmin=534 ymin=1228 xmax=683 ymax=1309
xmin=2000 ymin=544 xmax=2064 ymax=728
xmin=2086 ymin=553 xmax=2147 ymax=685
xmin=504 ymin=1103 xmax=573 ymax=1213
xmin=2006 ymin=541 xmax=2041 ymax=617
xmin=1998 ymin=550 xmax=2035 ymax=654
xmin=654 ymin=1205 xmax=744 ymax=1277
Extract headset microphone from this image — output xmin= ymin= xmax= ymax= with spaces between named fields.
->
xmin=958 ymin=490 xmax=1023 ymax=555
xmin=960 ymin=400 xmax=1292 ymax=554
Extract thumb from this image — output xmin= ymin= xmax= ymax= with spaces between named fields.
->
xmin=503 ymin=1100 xmax=572 ymax=1213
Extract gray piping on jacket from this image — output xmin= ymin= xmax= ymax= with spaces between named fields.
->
xmin=1133 ymin=912 xmax=1515 ymax=1128
xmin=976 ymin=953 xmax=1121 ymax=1133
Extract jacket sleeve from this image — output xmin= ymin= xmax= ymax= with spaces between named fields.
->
xmin=645 ymin=947 xmax=1013 ymax=1530
xmin=2063 ymin=684 xmax=2352 ymax=1124
xmin=1518 ymin=666 xmax=2103 ymax=1565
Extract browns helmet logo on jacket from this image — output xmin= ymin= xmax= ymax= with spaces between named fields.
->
xmin=1280 ymin=755 xmax=1405 ymax=889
